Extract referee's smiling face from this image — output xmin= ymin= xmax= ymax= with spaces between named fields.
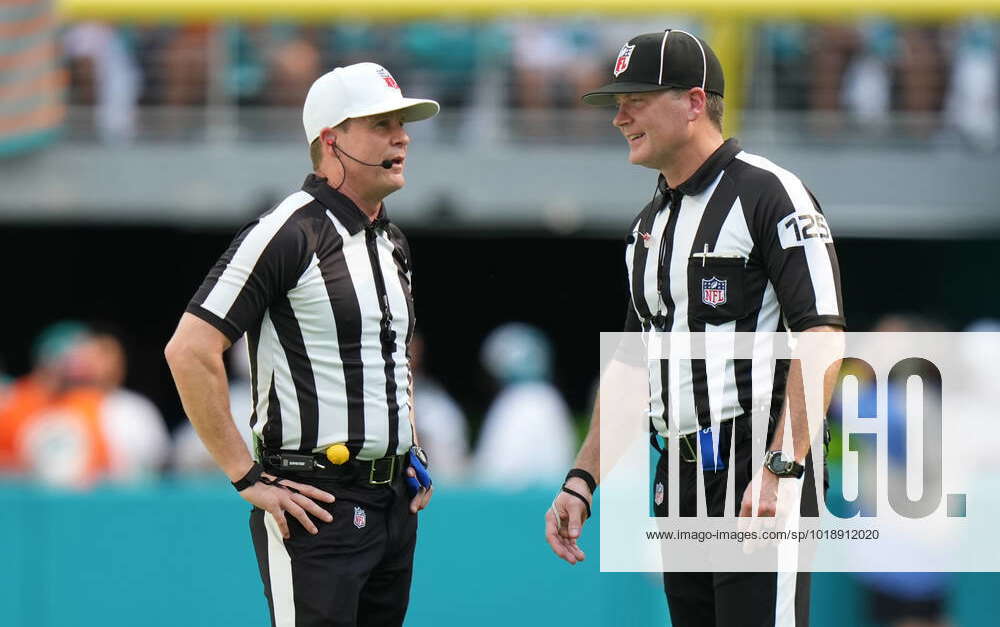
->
xmin=335 ymin=111 xmax=410 ymax=198
xmin=613 ymin=90 xmax=692 ymax=170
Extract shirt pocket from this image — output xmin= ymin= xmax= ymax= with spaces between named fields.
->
xmin=688 ymin=254 xmax=748 ymax=325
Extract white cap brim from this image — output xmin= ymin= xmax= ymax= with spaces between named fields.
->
xmin=346 ymin=97 xmax=440 ymax=125
xmin=310 ymin=98 xmax=440 ymax=143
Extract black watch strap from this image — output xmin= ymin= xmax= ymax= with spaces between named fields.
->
xmin=565 ymin=468 xmax=597 ymax=495
xmin=764 ymin=451 xmax=805 ymax=479
xmin=232 ymin=462 xmax=264 ymax=492
xmin=786 ymin=460 xmax=805 ymax=479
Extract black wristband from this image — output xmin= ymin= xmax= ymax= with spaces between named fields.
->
xmin=231 ymin=462 xmax=264 ymax=492
xmin=565 ymin=468 xmax=597 ymax=495
xmin=561 ymin=486 xmax=592 ymax=519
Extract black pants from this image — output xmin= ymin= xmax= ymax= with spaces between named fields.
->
xmin=249 ymin=473 xmax=417 ymax=627
xmin=652 ymin=418 xmax=821 ymax=627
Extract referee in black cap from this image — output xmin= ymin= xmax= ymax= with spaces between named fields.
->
xmin=166 ymin=62 xmax=436 ymax=627
xmin=544 ymin=30 xmax=845 ymax=626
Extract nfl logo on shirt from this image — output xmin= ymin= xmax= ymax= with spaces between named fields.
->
xmin=701 ymin=277 xmax=727 ymax=308
xmin=353 ymin=506 xmax=367 ymax=529
xmin=654 ymin=482 xmax=665 ymax=506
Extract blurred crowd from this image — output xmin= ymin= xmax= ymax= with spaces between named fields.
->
xmin=58 ymin=18 xmax=1000 ymax=148
xmin=0 ymin=320 xmax=577 ymax=490
xmin=758 ymin=20 xmax=998 ymax=148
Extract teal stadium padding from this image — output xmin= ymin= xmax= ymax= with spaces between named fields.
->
xmin=0 ymin=480 xmax=996 ymax=626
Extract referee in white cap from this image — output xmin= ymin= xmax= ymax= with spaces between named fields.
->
xmin=166 ymin=62 xmax=438 ymax=627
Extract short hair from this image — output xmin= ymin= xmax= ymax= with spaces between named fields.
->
xmin=666 ymin=88 xmax=724 ymax=132
xmin=309 ymin=138 xmax=323 ymax=170
xmin=309 ymin=119 xmax=353 ymax=171
xmin=706 ymin=93 xmax=724 ymax=132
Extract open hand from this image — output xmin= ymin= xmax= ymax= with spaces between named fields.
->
xmin=240 ymin=474 xmax=335 ymax=539
xmin=545 ymin=479 xmax=591 ymax=565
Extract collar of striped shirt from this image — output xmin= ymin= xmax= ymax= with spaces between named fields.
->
xmin=657 ymin=137 xmax=742 ymax=198
xmin=301 ymin=173 xmax=390 ymax=235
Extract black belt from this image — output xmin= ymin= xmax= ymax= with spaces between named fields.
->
xmin=651 ymin=416 xmax=756 ymax=464
xmin=650 ymin=430 xmax=701 ymax=463
xmin=261 ymin=449 xmax=404 ymax=486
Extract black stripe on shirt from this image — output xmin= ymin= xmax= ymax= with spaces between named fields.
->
xmin=381 ymin=338 xmax=401 ymax=458
xmin=657 ymin=191 xmax=684 ymax=331
xmin=248 ymin=325 xmax=260 ymax=429
xmin=270 ymin=294 xmax=319 ymax=452
xmin=263 ymin=372 xmax=282 ymax=451
xmin=659 ymin=358 xmax=671 ymax=433
xmin=315 ymin=227 xmax=366 ymax=458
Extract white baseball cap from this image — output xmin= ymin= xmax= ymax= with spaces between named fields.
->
xmin=302 ymin=62 xmax=440 ymax=144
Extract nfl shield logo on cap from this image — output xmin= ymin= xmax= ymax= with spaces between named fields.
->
xmin=702 ymin=277 xmax=727 ymax=308
xmin=375 ymin=66 xmax=400 ymax=89
xmin=614 ymin=43 xmax=636 ymax=77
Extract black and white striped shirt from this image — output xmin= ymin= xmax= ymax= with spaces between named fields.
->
xmin=623 ymin=139 xmax=845 ymax=437
xmin=187 ymin=174 xmax=415 ymax=461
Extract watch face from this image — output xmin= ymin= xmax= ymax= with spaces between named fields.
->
xmin=767 ymin=452 xmax=786 ymax=474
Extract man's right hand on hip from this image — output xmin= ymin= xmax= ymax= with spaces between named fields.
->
xmin=240 ymin=474 xmax=336 ymax=539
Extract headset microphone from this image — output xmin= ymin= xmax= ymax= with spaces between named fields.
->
xmin=334 ymin=144 xmax=394 ymax=169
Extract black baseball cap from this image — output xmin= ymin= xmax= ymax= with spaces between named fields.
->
xmin=582 ymin=30 xmax=725 ymax=106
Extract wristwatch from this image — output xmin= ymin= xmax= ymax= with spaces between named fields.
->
xmin=763 ymin=451 xmax=805 ymax=479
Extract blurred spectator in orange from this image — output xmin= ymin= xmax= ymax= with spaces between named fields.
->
xmin=0 ymin=321 xmax=89 ymax=472
xmin=410 ymin=333 xmax=469 ymax=482
xmin=473 ymin=323 xmax=574 ymax=487
xmin=0 ymin=322 xmax=169 ymax=488
xmin=74 ymin=329 xmax=170 ymax=481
